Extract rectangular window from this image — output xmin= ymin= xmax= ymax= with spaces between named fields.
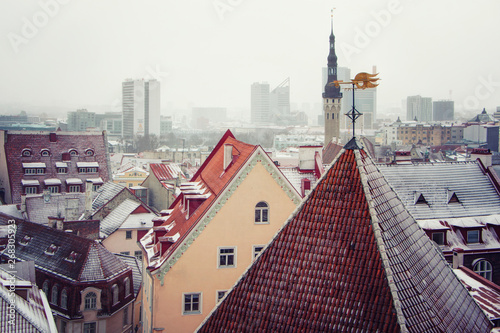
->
xmin=431 ymin=232 xmax=445 ymax=246
xmin=25 ymin=186 xmax=37 ymax=194
xmin=57 ymin=168 xmax=67 ymax=174
xmin=120 ymin=251 xmax=130 ymax=255
xmin=217 ymin=290 xmax=227 ymax=303
xmin=47 ymin=186 xmax=59 ymax=193
xmin=218 ymin=247 xmax=235 ymax=268
xmin=253 ymin=245 xmax=264 ymax=259
xmin=92 ymin=184 xmax=101 ymax=191
xmin=123 ymin=306 xmax=129 ymax=326
xmin=24 ymin=168 xmax=36 ymax=175
xmin=37 ymin=168 xmax=45 ymax=174
xmin=134 ymin=251 xmax=143 ymax=261
xmin=183 ymin=293 xmax=201 ymax=315
xmin=125 ymin=230 xmax=132 ymax=239
xmin=69 ymin=185 xmax=81 ymax=193
xmin=83 ymin=322 xmax=96 ymax=333
xmin=467 ymin=230 xmax=480 ymax=244
xmin=78 ymin=168 xmax=86 ymax=173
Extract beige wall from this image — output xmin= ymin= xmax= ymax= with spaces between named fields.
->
xmin=145 ymin=161 xmax=299 ymax=333
xmin=103 ymin=229 xmax=144 ymax=258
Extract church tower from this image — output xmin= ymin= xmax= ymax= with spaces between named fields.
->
xmin=323 ymin=14 xmax=343 ymax=146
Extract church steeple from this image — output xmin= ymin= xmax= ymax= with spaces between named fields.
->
xmin=323 ymin=12 xmax=342 ymax=99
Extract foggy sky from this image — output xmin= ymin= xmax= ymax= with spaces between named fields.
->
xmin=1 ymin=0 xmax=499 ymax=118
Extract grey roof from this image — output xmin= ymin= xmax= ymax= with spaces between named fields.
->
xmin=1 ymin=220 xmax=130 ymax=282
xmin=100 ymin=199 xmax=141 ymax=238
xmin=92 ymin=181 xmax=127 ymax=211
xmin=114 ymin=254 xmax=142 ymax=297
xmin=25 ymin=193 xmax=86 ymax=225
xmin=378 ymin=161 xmax=500 ymax=219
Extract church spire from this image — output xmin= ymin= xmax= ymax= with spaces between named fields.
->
xmin=323 ymin=9 xmax=342 ymax=99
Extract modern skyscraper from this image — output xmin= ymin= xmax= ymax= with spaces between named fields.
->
xmin=122 ymin=79 xmax=161 ymax=139
xmin=407 ymin=95 xmax=432 ymax=122
xmin=67 ymin=109 xmax=96 ymax=132
xmin=323 ymin=16 xmax=342 ymax=146
xmin=251 ymin=82 xmax=270 ymax=124
xmin=433 ymin=100 xmax=454 ymax=121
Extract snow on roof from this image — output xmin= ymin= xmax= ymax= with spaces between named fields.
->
xmin=55 ymin=162 xmax=67 ymax=168
xmin=22 ymin=162 xmax=46 ymax=168
xmin=87 ymin=177 xmax=103 ymax=184
xmin=65 ymin=178 xmax=83 ymax=185
xmin=21 ymin=179 xmax=40 ymax=186
xmin=76 ymin=162 xmax=99 ymax=168
xmin=120 ymin=212 xmax=156 ymax=229
xmin=100 ymin=199 xmax=141 ymax=238
xmin=43 ymin=178 xmax=61 ymax=185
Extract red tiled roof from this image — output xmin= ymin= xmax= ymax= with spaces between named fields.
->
xmin=3 ymin=131 xmax=110 ymax=204
xmin=198 ymin=138 xmax=492 ymax=332
xmin=142 ymin=130 xmax=258 ymax=272
xmin=149 ymin=163 xmax=185 ymax=182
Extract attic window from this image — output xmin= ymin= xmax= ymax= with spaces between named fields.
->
xmin=22 ymin=149 xmax=32 ymax=157
xmin=19 ymin=235 xmax=32 ymax=246
xmin=45 ymin=244 xmax=58 ymax=255
xmin=65 ymin=251 xmax=79 ymax=263
xmin=85 ymin=149 xmax=94 ymax=156
xmin=415 ymin=193 xmax=427 ymax=205
xmin=69 ymin=149 xmax=78 ymax=156
xmin=448 ymin=192 xmax=460 ymax=204
xmin=40 ymin=149 xmax=51 ymax=157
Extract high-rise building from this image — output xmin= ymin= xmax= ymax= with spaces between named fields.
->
xmin=433 ymin=100 xmax=454 ymax=121
xmin=67 ymin=109 xmax=96 ymax=132
xmin=407 ymin=95 xmax=432 ymax=122
xmin=122 ymin=79 xmax=161 ymax=139
xmin=322 ymin=17 xmax=342 ymax=146
xmin=251 ymin=82 xmax=270 ymax=124
xmin=270 ymin=77 xmax=290 ymax=121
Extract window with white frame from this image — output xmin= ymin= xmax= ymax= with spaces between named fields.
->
xmin=134 ymin=250 xmax=143 ymax=261
xmin=183 ymin=293 xmax=201 ymax=315
xmin=83 ymin=322 xmax=96 ymax=333
xmin=467 ymin=229 xmax=480 ymax=244
xmin=124 ymin=278 xmax=131 ymax=296
xmin=125 ymin=230 xmax=132 ymax=239
xmin=84 ymin=292 xmax=97 ymax=310
xmin=51 ymin=285 xmax=58 ymax=305
xmin=61 ymin=289 xmax=68 ymax=309
xmin=112 ymin=284 xmax=119 ymax=305
xmin=25 ymin=186 xmax=37 ymax=194
xmin=253 ymin=245 xmax=265 ymax=260
xmin=24 ymin=168 xmax=37 ymax=175
xmin=254 ymin=202 xmax=269 ymax=224
xmin=57 ymin=167 xmax=67 ymax=174
xmin=47 ymin=186 xmax=59 ymax=193
xmin=218 ymin=247 xmax=236 ymax=268
xmin=69 ymin=185 xmax=81 ymax=193
xmin=473 ymin=259 xmax=493 ymax=281
xmin=92 ymin=184 xmax=101 ymax=191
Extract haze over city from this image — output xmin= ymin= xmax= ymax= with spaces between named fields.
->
xmin=1 ymin=0 xmax=499 ymax=119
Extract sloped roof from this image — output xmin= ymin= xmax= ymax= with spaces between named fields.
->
xmin=4 ymin=220 xmax=129 ymax=282
xmin=322 ymin=140 xmax=342 ymax=164
xmin=91 ymin=181 xmax=127 ymax=211
xmin=141 ymin=130 xmax=259 ymax=272
xmin=378 ymin=162 xmax=500 ymax=219
xmin=198 ymin=138 xmax=491 ymax=332
xmin=149 ymin=163 xmax=185 ymax=182
xmin=469 ymin=108 xmax=495 ymax=123
xmin=100 ymin=199 xmax=142 ymax=238
xmin=0 ymin=267 xmax=55 ymax=333
xmin=114 ymin=254 xmax=142 ymax=297
xmin=25 ymin=193 xmax=86 ymax=225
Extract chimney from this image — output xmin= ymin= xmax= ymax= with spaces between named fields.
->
xmin=48 ymin=216 xmax=64 ymax=230
xmin=49 ymin=133 xmax=57 ymax=142
xmin=298 ymin=146 xmax=322 ymax=171
xmin=471 ymin=148 xmax=492 ymax=168
xmin=85 ymin=180 xmax=93 ymax=214
xmin=223 ymin=144 xmax=233 ymax=170
xmin=452 ymin=248 xmax=464 ymax=269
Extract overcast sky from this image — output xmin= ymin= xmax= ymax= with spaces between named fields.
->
xmin=1 ymin=0 xmax=499 ymax=119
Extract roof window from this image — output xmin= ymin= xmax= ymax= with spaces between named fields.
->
xmin=45 ymin=244 xmax=58 ymax=255
xmin=85 ymin=149 xmax=94 ymax=156
xmin=22 ymin=149 xmax=32 ymax=157
xmin=19 ymin=235 xmax=32 ymax=246
xmin=40 ymin=149 xmax=51 ymax=157
xmin=69 ymin=149 xmax=78 ymax=156
xmin=415 ymin=193 xmax=428 ymax=205
xmin=448 ymin=191 xmax=460 ymax=204
xmin=65 ymin=251 xmax=79 ymax=263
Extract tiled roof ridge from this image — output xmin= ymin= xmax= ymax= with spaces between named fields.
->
xmin=355 ymin=149 xmax=408 ymax=332
xmin=378 ymin=160 xmax=478 ymax=167
xmin=100 ymin=199 xmax=141 ymax=238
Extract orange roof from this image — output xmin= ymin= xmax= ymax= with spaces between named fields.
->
xmin=141 ymin=130 xmax=258 ymax=272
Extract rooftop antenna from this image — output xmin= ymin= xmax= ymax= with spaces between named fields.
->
xmin=331 ymin=72 xmax=380 ymax=139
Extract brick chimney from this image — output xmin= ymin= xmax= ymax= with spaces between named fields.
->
xmin=85 ymin=180 xmax=93 ymax=214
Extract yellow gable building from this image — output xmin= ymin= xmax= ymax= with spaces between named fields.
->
xmin=139 ymin=130 xmax=301 ymax=332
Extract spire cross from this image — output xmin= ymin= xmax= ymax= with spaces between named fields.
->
xmin=345 ymin=83 xmax=363 ymax=139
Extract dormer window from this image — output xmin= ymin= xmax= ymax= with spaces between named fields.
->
xmin=69 ymin=149 xmax=78 ymax=156
xmin=415 ymin=193 xmax=427 ymax=205
xmin=45 ymin=244 xmax=58 ymax=255
xmin=85 ymin=149 xmax=94 ymax=156
xmin=467 ymin=230 xmax=480 ymax=244
xmin=448 ymin=191 xmax=460 ymax=204
xmin=65 ymin=251 xmax=79 ymax=263
xmin=40 ymin=149 xmax=51 ymax=157
xmin=22 ymin=149 xmax=32 ymax=157
xmin=431 ymin=232 xmax=445 ymax=246
xmin=19 ymin=235 xmax=32 ymax=246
